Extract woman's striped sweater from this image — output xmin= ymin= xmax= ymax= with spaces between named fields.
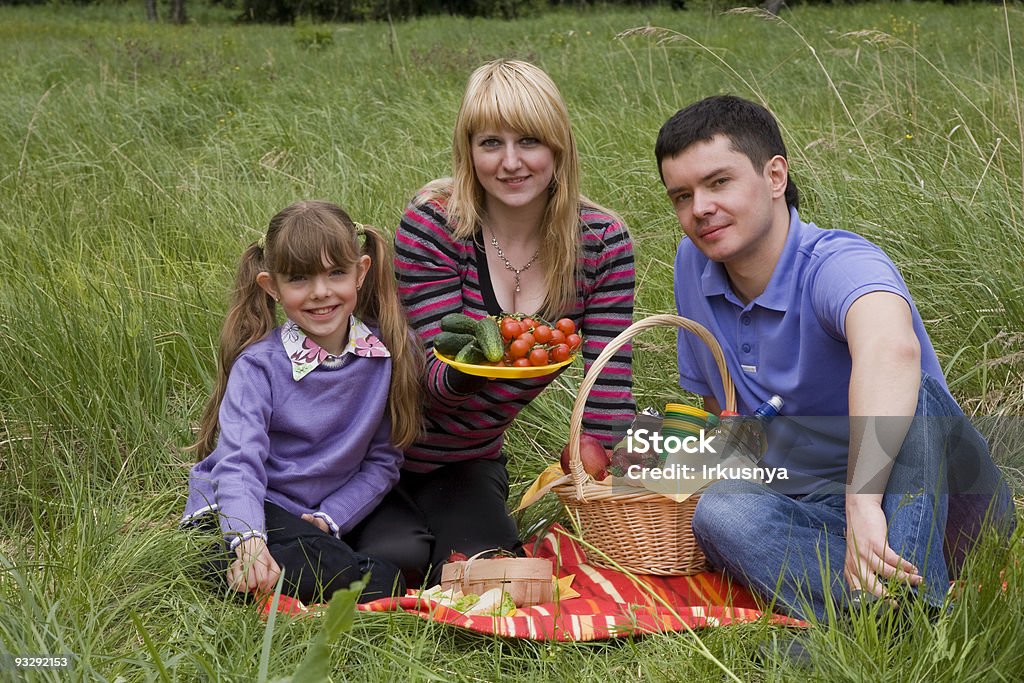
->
xmin=394 ymin=194 xmax=636 ymax=472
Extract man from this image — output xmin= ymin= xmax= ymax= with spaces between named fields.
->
xmin=656 ymin=95 xmax=1014 ymax=623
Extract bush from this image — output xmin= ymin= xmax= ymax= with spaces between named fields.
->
xmin=238 ymin=0 xmax=605 ymax=24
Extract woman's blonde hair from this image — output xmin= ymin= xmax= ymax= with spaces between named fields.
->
xmin=422 ymin=59 xmax=601 ymax=318
xmin=190 ymin=200 xmax=423 ymax=459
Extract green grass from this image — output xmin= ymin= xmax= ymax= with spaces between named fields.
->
xmin=1 ymin=2 xmax=1022 ymax=680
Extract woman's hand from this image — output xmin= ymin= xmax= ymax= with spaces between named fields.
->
xmin=301 ymin=513 xmax=331 ymax=534
xmin=844 ymin=497 xmax=922 ymax=599
xmin=227 ymin=537 xmax=281 ymax=595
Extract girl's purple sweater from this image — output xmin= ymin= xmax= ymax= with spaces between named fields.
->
xmin=182 ymin=329 xmax=400 ymax=546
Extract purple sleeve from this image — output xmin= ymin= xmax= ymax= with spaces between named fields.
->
xmin=809 ymin=237 xmax=912 ymax=341
xmin=673 ymin=240 xmax=715 ymax=398
xmin=208 ymin=354 xmax=273 ymax=545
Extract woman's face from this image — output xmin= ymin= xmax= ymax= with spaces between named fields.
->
xmin=470 ymin=128 xmax=555 ymax=216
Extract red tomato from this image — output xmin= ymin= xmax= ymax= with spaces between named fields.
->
xmin=521 ymin=317 xmax=537 ymax=331
xmin=512 ymin=358 xmax=532 ymax=368
xmin=555 ymin=318 xmax=576 ymax=335
xmin=533 ymin=325 xmax=553 ymax=344
xmin=566 ymin=333 xmax=582 ymax=351
xmin=500 ymin=318 xmax=522 ymax=341
xmin=516 ymin=332 xmax=536 ymax=348
xmin=508 ymin=339 xmax=531 ymax=360
xmin=528 ymin=348 xmax=551 ymax=366
xmin=550 ymin=343 xmax=571 ymax=363
xmin=549 ymin=329 xmax=566 ymax=345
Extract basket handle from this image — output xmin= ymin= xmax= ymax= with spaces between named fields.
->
xmin=567 ymin=314 xmax=737 ymax=499
xmin=454 ymin=548 xmax=512 ymax=593
xmin=456 ymin=548 xmax=500 ymax=595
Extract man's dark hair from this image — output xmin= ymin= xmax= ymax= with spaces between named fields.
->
xmin=655 ymin=95 xmax=799 ymax=209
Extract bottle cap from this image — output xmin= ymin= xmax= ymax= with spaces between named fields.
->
xmin=754 ymin=395 xmax=784 ymax=420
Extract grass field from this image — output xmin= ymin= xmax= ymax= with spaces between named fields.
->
xmin=1 ymin=2 xmax=1023 ymax=680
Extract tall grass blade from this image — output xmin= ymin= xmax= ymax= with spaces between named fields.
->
xmin=286 ymin=578 xmax=364 ymax=683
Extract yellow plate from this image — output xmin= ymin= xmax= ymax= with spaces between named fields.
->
xmin=433 ymin=348 xmax=575 ymax=378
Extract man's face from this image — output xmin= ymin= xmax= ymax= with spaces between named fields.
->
xmin=660 ymin=134 xmax=785 ymax=267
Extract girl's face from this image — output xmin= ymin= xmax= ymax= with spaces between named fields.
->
xmin=471 ymin=128 xmax=555 ymax=216
xmin=257 ymin=254 xmax=370 ymax=355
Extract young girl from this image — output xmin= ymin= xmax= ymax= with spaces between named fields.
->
xmin=182 ymin=200 xmax=422 ymax=604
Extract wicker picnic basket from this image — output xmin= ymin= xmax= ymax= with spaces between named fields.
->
xmin=551 ymin=314 xmax=737 ymax=576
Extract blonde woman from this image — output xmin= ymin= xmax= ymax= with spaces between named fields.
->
xmin=348 ymin=60 xmax=636 ymax=586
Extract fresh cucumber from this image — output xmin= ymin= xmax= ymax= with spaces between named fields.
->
xmin=454 ymin=341 xmax=488 ymax=365
xmin=440 ymin=313 xmax=479 ymax=335
xmin=474 ymin=316 xmax=505 ymax=362
xmin=433 ymin=332 xmax=476 ymax=357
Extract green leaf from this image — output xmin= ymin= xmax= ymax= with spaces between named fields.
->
xmin=257 ymin=571 xmax=288 ymax=683
xmin=287 ymin=576 xmax=366 ymax=683
xmin=129 ymin=610 xmax=172 ymax=683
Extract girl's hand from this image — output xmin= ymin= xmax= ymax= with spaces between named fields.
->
xmin=301 ymin=513 xmax=331 ymax=534
xmin=227 ymin=537 xmax=281 ymax=595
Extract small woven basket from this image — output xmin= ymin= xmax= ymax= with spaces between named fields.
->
xmin=552 ymin=314 xmax=737 ymax=576
xmin=439 ymin=551 xmax=553 ymax=607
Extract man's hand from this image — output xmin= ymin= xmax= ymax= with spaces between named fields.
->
xmin=844 ymin=496 xmax=921 ymax=598
xmin=301 ymin=513 xmax=331 ymax=534
xmin=227 ymin=537 xmax=281 ymax=595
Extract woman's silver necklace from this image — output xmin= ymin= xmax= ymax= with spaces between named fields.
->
xmin=489 ymin=230 xmax=540 ymax=293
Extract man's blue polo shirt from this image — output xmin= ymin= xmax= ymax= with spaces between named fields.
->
xmin=673 ymin=208 xmax=948 ymax=493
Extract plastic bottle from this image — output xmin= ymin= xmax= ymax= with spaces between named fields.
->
xmin=713 ymin=395 xmax=784 ymax=466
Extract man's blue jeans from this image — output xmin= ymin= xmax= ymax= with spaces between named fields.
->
xmin=691 ymin=374 xmax=1016 ymax=622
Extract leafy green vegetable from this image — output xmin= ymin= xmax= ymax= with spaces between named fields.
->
xmin=451 ymin=593 xmax=480 ymax=612
xmin=497 ymin=591 xmax=516 ymax=616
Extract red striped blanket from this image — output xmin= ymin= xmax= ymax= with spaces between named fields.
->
xmin=262 ymin=523 xmax=803 ymax=640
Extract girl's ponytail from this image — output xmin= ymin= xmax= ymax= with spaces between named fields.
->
xmin=189 ymin=242 xmax=276 ymax=459
xmin=356 ymin=226 xmax=424 ymax=448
